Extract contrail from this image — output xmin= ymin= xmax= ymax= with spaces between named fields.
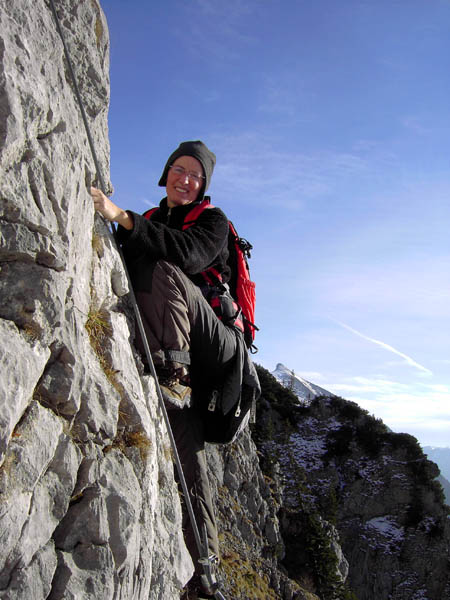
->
xmin=333 ymin=320 xmax=433 ymax=375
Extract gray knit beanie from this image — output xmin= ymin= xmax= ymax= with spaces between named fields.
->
xmin=158 ymin=140 xmax=216 ymax=198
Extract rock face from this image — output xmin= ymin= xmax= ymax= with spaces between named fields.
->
xmin=207 ymin=433 xmax=314 ymax=600
xmin=2 ymin=2 xmax=449 ymax=600
xmin=0 ymin=1 xmax=191 ymax=598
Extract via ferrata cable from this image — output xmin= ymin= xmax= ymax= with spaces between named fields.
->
xmin=48 ymin=1 xmax=225 ymax=597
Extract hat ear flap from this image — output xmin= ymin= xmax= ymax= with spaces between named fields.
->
xmin=158 ymin=162 xmax=171 ymax=187
xmin=158 ymin=150 xmax=178 ymax=187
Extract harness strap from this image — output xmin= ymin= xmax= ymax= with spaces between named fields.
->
xmin=165 ymin=349 xmax=191 ymax=365
xmin=182 ymin=197 xmax=213 ymax=230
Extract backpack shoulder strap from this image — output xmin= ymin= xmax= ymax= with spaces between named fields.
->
xmin=143 ymin=207 xmax=158 ymax=220
xmin=182 ymin=196 xmax=214 ymax=230
xmin=144 ymin=197 xmax=214 ymax=227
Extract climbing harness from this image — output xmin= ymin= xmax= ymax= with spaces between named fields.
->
xmin=48 ymin=1 xmax=225 ymax=597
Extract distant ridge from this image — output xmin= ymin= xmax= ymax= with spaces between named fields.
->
xmin=271 ymin=363 xmax=335 ymax=403
xmin=423 ymin=446 xmax=450 ymax=481
xmin=423 ymin=447 xmax=450 ymax=505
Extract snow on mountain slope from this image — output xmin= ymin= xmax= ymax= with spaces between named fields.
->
xmin=272 ymin=363 xmax=335 ymax=403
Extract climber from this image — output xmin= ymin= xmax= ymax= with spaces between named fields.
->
xmin=91 ymin=140 xmax=259 ymax=599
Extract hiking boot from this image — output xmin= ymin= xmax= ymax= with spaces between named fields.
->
xmin=157 ymin=362 xmax=190 ymax=385
xmin=181 ymin=574 xmax=216 ymax=600
xmin=180 ymin=589 xmax=214 ymax=600
xmin=157 ymin=363 xmax=192 ymax=410
xmin=160 ymin=380 xmax=192 ymax=410
xmin=196 ymin=590 xmax=215 ymax=599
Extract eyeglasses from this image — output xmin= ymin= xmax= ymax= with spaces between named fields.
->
xmin=169 ymin=165 xmax=205 ymax=183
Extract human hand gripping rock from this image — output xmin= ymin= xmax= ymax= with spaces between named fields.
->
xmin=91 ymin=187 xmax=134 ymax=230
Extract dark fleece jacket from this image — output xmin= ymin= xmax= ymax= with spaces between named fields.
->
xmin=116 ymin=197 xmax=230 ymax=292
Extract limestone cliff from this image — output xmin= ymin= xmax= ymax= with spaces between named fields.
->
xmin=0 ymin=1 xmax=191 ymax=598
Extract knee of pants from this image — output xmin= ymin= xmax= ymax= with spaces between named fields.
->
xmin=153 ymin=260 xmax=183 ymax=282
xmin=151 ymin=261 xmax=193 ymax=302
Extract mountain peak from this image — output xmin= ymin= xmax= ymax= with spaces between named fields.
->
xmin=272 ymin=363 xmax=334 ymax=403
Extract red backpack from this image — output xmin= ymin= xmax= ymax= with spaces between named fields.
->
xmin=144 ymin=198 xmax=257 ymax=350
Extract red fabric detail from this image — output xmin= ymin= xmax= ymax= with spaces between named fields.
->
xmin=237 ymin=274 xmax=256 ymax=336
xmin=229 ymin=222 xmax=256 ymax=341
xmin=202 ymin=271 xmax=215 ymax=286
xmin=234 ymin=318 xmax=244 ymax=333
xmin=143 ymin=207 xmax=158 ymax=220
xmin=205 ymin=267 xmax=223 ymax=283
xmin=182 ymin=197 xmax=214 ymax=230
xmin=209 ymin=298 xmax=244 ymax=333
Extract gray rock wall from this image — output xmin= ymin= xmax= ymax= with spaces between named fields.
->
xmin=207 ymin=434 xmax=313 ymax=600
xmin=0 ymin=1 xmax=192 ymax=598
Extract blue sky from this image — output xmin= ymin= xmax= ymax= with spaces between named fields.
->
xmin=102 ymin=0 xmax=450 ymax=447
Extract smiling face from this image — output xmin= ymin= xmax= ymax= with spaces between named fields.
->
xmin=166 ymin=156 xmax=204 ymax=208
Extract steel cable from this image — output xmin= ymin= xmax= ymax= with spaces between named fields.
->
xmin=47 ymin=1 xmax=225 ymax=597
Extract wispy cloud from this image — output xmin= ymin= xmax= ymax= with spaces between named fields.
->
xmin=298 ymin=371 xmax=328 ymax=382
xmin=256 ymin=71 xmax=314 ymax=119
xmin=194 ymin=0 xmax=252 ymax=19
xmin=333 ymin=320 xmax=433 ymax=375
xmin=323 ymin=376 xmax=450 ymax=421
xmin=209 ymin=131 xmax=367 ymax=209
xmin=173 ymin=0 xmax=256 ymax=62
xmin=328 ymin=376 xmax=410 ymax=395
xmin=310 ymin=254 xmax=450 ymax=324
xmin=401 ymin=115 xmax=433 ymax=135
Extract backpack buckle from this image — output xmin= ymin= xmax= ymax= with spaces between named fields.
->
xmin=208 ymin=389 xmax=219 ymax=412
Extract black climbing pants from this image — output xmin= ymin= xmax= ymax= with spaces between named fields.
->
xmin=134 ymin=260 xmax=239 ymax=570
xmin=168 ymin=407 xmax=219 ymax=567
xmin=135 ymin=260 xmax=238 ymax=380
